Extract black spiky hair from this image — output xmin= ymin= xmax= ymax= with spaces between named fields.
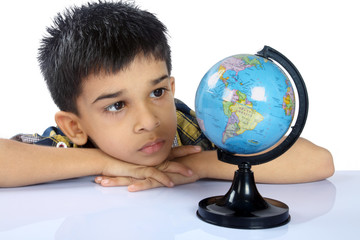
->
xmin=38 ymin=1 xmax=171 ymax=114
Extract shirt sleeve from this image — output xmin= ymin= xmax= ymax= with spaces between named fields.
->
xmin=174 ymin=99 xmax=216 ymax=151
xmin=11 ymin=126 xmax=77 ymax=148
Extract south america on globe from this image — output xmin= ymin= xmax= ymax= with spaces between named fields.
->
xmin=195 ymin=54 xmax=295 ymax=154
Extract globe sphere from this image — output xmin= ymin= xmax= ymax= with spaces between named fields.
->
xmin=195 ymin=54 xmax=295 ymax=154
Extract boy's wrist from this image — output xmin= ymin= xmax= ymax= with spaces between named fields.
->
xmin=174 ymin=150 xmax=215 ymax=180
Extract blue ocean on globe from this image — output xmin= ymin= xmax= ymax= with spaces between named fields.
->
xmin=195 ymin=54 xmax=295 ymax=154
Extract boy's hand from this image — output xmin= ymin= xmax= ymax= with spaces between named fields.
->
xmin=95 ymin=145 xmax=202 ymax=190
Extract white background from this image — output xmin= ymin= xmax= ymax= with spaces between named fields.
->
xmin=0 ymin=0 xmax=358 ymax=170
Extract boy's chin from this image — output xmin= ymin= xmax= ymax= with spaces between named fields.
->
xmin=116 ymin=150 xmax=170 ymax=167
xmin=140 ymin=143 xmax=173 ymax=167
xmin=140 ymin=153 xmax=170 ymax=167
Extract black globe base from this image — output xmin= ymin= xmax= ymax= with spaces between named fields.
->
xmin=197 ymin=197 xmax=290 ymax=229
xmin=197 ymin=163 xmax=290 ymax=229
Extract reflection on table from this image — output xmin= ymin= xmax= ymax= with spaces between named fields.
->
xmin=1 ymin=171 xmax=358 ymax=240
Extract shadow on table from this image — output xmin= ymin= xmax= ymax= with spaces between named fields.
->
xmin=0 ymin=177 xmax=335 ymax=240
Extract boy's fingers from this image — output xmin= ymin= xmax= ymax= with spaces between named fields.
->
xmin=169 ymin=145 xmax=201 ymax=159
xmin=135 ymin=167 xmax=174 ymax=188
xmin=95 ymin=176 xmax=135 ymax=187
xmin=98 ymin=167 xmax=175 ymax=188
xmin=159 ymin=161 xmax=193 ymax=177
xmin=95 ymin=175 xmax=169 ymax=191
xmin=128 ymin=178 xmax=164 ymax=192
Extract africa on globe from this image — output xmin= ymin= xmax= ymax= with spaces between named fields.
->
xmin=195 ymin=54 xmax=295 ymax=154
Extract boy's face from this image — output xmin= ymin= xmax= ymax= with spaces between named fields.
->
xmin=76 ymin=54 xmax=177 ymax=166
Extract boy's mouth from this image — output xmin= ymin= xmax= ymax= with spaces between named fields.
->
xmin=139 ymin=139 xmax=165 ymax=155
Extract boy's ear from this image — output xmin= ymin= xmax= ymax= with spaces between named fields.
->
xmin=54 ymin=111 xmax=88 ymax=146
xmin=170 ymin=77 xmax=175 ymax=95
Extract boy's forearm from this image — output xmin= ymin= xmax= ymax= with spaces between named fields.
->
xmin=175 ymin=150 xmax=236 ymax=181
xmin=0 ymin=139 xmax=190 ymax=189
xmin=252 ymin=137 xmax=334 ymax=183
xmin=176 ymin=137 xmax=334 ymax=184
xmin=0 ymin=139 xmax=106 ymax=187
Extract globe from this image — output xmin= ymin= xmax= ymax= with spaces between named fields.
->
xmin=195 ymin=46 xmax=308 ymax=229
xmin=195 ymin=54 xmax=295 ymax=155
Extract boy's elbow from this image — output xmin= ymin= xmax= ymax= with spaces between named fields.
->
xmin=315 ymin=147 xmax=335 ymax=180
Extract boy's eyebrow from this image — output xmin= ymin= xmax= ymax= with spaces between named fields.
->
xmin=92 ymin=91 xmax=124 ymax=104
xmin=92 ymin=74 xmax=169 ymax=104
xmin=151 ymin=74 xmax=169 ymax=85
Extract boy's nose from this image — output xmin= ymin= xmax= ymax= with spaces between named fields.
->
xmin=133 ymin=104 xmax=160 ymax=133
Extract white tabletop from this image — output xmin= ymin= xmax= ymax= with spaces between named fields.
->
xmin=0 ymin=170 xmax=358 ymax=240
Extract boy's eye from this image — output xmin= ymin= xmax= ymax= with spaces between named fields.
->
xmin=150 ymin=88 xmax=166 ymax=98
xmin=106 ymin=101 xmax=125 ymax=112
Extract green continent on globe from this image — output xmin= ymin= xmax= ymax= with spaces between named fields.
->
xmin=218 ymin=56 xmax=265 ymax=144
xmin=222 ymin=99 xmax=264 ymax=144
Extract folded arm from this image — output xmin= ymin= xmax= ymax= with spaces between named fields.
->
xmin=177 ymin=137 xmax=334 ymax=184
xmin=126 ymin=137 xmax=334 ymax=191
xmin=0 ymin=139 xmax=193 ymax=188
xmin=1 ymin=136 xmax=333 ymax=190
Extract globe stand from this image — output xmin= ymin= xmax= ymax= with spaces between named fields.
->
xmin=196 ymin=46 xmax=309 ymax=229
xmin=197 ymin=157 xmax=290 ymax=229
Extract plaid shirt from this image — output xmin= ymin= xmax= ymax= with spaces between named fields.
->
xmin=11 ymin=99 xmax=215 ymax=150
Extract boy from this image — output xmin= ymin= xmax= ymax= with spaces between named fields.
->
xmin=0 ymin=1 xmax=334 ymax=191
